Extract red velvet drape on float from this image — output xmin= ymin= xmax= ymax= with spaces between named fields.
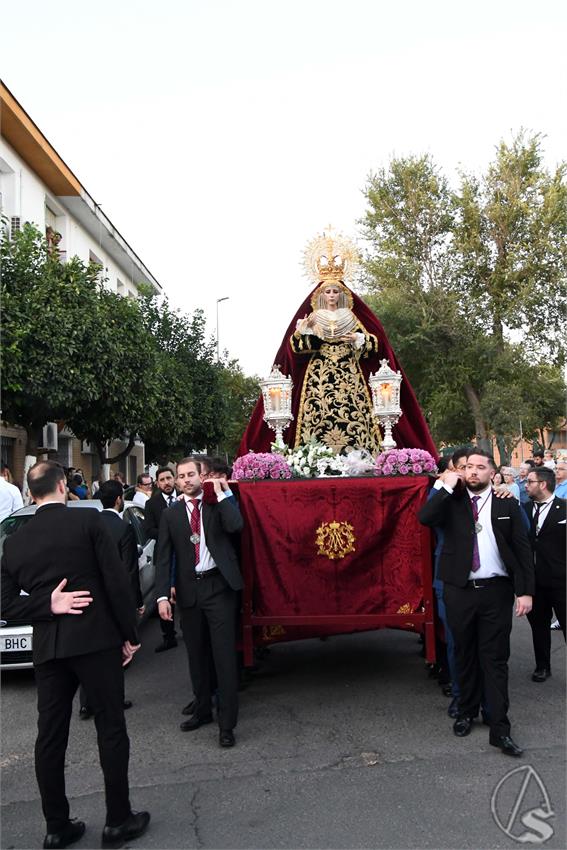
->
xmin=238 ymin=476 xmax=433 ymax=644
xmin=237 ymin=284 xmax=436 ymax=457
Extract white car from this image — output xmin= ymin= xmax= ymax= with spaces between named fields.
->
xmin=0 ymin=500 xmax=155 ymax=670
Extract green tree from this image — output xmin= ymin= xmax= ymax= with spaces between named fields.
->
xmin=2 ymin=224 xmax=170 ymax=467
xmin=64 ymin=286 xmax=160 ymax=466
xmin=1 ymin=224 xmax=110 ymax=455
xmin=137 ymin=296 xmax=225 ymax=461
xmin=1 ymin=224 xmax=258 ymax=474
xmin=216 ymin=359 xmax=260 ymax=460
xmin=453 ymin=132 xmax=567 ymax=360
xmin=360 ymin=135 xmax=567 ymax=453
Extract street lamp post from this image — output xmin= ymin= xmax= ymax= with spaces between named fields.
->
xmin=216 ymin=297 xmax=229 ymax=361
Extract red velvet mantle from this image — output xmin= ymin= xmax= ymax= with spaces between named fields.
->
xmin=237 ymin=284 xmax=437 ymax=457
xmin=236 ymin=476 xmax=436 ymax=663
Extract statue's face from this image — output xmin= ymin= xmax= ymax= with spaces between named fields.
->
xmin=323 ymin=286 xmax=340 ymax=307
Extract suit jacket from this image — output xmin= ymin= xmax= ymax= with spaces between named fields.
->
xmin=156 ymin=496 xmax=244 ymax=608
xmin=143 ymin=490 xmax=171 ymax=542
xmin=522 ymin=497 xmax=566 ymax=588
xmin=0 ymin=503 xmax=139 ymax=665
xmin=419 ymin=486 xmax=535 ymax=596
xmin=100 ymin=509 xmax=143 ymax=607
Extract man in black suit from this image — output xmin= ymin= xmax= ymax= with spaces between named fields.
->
xmin=99 ymin=480 xmax=144 ymax=614
xmin=143 ymin=466 xmax=179 ymax=652
xmin=156 ymin=457 xmax=243 ymax=748
xmin=419 ymin=450 xmax=534 ymax=757
xmin=523 ymin=466 xmax=566 ymax=681
xmin=79 ymin=479 xmax=144 ymax=718
xmin=0 ymin=461 xmax=150 ymax=849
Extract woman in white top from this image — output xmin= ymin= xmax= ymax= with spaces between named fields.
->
xmin=501 ymin=467 xmax=521 ymax=501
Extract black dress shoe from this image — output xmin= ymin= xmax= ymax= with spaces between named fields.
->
xmin=154 ymin=638 xmax=177 ymax=653
xmin=101 ymin=811 xmax=150 ymax=848
xmin=490 ymin=734 xmax=523 ymax=756
xmin=179 ymin=714 xmax=213 ymax=731
xmin=453 ymin=716 xmax=474 ymax=737
xmin=219 ymin=729 xmax=235 ymax=748
xmin=79 ymin=706 xmax=93 ymax=720
xmin=447 ymin=696 xmax=459 ymax=719
xmin=123 ymin=700 xmax=133 ymax=710
xmin=531 ymin=667 xmax=551 ymax=682
xmin=43 ymin=819 xmax=85 ymax=849
xmin=182 ymin=699 xmax=197 ymax=715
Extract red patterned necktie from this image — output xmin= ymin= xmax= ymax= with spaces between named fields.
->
xmin=189 ymin=498 xmax=201 ymax=565
xmin=471 ymin=495 xmax=481 ymax=572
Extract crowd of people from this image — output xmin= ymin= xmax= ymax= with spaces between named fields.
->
xmin=2 ymin=230 xmax=563 ymax=847
xmin=0 ymin=445 xmax=564 ymax=849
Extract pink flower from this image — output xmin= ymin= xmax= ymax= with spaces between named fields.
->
xmin=233 ymin=451 xmax=292 ymax=480
xmin=375 ymin=447 xmax=437 ymax=477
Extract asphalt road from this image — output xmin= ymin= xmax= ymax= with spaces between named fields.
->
xmin=1 ymin=615 xmax=565 ymax=850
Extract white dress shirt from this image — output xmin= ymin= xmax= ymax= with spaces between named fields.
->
xmin=433 ymin=480 xmax=508 ymax=579
xmin=532 ymin=497 xmax=554 ymax=533
xmin=132 ymin=490 xmax=150 ymax=507
xmin=0 ymin=477 xmax=24 ymax=522
xmin=157 ymin=489 xmax=230 ymax=601
xmin=184 ymin=491 xmax=229 ymax=573
xmin=464 ymin=486 xmax=508 ymax=579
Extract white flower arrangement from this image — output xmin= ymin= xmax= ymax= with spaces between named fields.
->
xmin=276 ymin=442 xmax=377 ymax=478
xmin=279 ymin=440 xmax=337 ymax=477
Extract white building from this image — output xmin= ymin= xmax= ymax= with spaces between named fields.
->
xmin=0 ymin=80 xmax=162 ymax=488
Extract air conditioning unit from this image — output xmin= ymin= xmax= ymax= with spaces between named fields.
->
xmin=81 ymin=441 xmax=96 ymax=454
xmin=37 ymin=422 xmax=58 ymax=452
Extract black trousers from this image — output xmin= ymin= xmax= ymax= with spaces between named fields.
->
xmin=34 ymin=647 xmax=131 ymax=833
xmin=526 ymin=583 xmax=566 ymax=669
xmin=444 ymin=579 xmax=514 ymax=738
xmin=179 ymin=572 xmax=238 ymax=732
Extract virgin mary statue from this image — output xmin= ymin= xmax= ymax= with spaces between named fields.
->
xmin=237 ymin=229 xmax=436 ymax=457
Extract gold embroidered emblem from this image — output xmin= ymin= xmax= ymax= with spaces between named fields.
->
xmin=261 ymin=625 xmax=286 ymax=641
xmin=396 ymin=603 xmax=412 ymax=614
xmin=315 ymin=521 xmax=356 ymax=560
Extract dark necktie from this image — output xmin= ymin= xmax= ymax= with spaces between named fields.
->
xmin=167 ymin=494 xmax=175 ymax=507
xmin=471 ymin=495 xmax=481 ymax=572
xmin=189 ymin=498 xmax=201 ymax=565
xmin=532 ymin=503 xmax=543 ymax=536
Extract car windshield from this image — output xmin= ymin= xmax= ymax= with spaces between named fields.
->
xmin=124 ymin=506 xmax=148 ymax=546
xmin=0 ymin=515 xmax=33 ymax=558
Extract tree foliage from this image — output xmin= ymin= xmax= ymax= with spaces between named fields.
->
xmin=1 ymin=224 xmax=255 ymax=464
xmin=1 ymin=224 xmax=122 ymax=453
xmin=453 ymin=132 xmax=567 ymax=358
xmin=360 ymin=134 xmax=567 ymax=459
xmin=216 ymin=358 xmax=260 ymax=460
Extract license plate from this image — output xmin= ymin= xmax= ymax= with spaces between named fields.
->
xmin=0 ymin=635 xmax=32 ymax=652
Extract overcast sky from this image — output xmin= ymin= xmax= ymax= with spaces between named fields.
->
xmin=2 ymin=0 xmax=566 ymax=376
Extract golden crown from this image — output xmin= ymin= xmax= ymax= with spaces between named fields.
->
xmin=303 ymin=226 xmax=359 ymax=285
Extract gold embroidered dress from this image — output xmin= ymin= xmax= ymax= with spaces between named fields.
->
xmin=290 ymin=303 xmax=382 ymax=454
